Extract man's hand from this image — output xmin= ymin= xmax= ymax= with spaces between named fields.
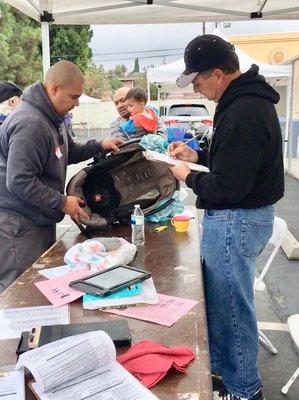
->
xmin=60 ymin=196 xmax=89 ymax=223
xmin=168 ymin=141 xmax=198 ymax=163
xmin=171 ymin=162 xmax=191 ymax=182
xmin=101 ymin=137 xmax=125 ymax=152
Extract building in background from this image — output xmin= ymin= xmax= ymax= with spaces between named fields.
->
xmin=229 ymin=32 xmax=299 ymax=119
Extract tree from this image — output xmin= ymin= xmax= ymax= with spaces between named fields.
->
xmin=49 ymin=25 xmax=93 ymax=72
xmin=135 ymin=72 xmax=157 ymax=100
xmin=106 ymin=64 xmax=127 ymax=92
xmin=133 ymin=58 xmax=140 ymax=73
xmin=84 ymin=63 xmax=111 ymax=99
xmin=0 ymin=2 xmax=42 ymax=87
xmin=114 ymin=64 xmax=127 ymax=77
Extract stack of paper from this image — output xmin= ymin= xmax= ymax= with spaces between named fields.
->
xmin=83 ymin=278 xmax=159 ymax=310
xmin=143 ymin=149 xmax=209 ymax=172
xmin=0 ymin=305 xmax=69 ymax=340
xmin=0 ymin=369 xmax=25 ymax=400
xmin=16 ymin=330 xmax=159 ymax=400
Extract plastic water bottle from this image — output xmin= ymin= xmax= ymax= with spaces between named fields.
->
xmin=131 ymin=204 xmax=145 ymax=246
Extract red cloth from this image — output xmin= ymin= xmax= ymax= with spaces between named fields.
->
xmin=117 ymin=340 xmax=195 ymax=388
xmin=131 ymin=107 xmax=158 ymax=132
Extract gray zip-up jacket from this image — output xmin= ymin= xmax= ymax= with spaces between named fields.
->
xmin=109 ymin=115 xmax=167 ymax=140
xmin=0 ymin=82 xmax=102 ymax=225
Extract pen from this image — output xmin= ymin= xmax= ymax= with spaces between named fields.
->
xmin=177 ymin=132 xmax=202 ymax=149
xmin=169 ymin=133 xmax=202 ymax=159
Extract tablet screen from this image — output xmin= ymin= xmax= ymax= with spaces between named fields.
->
xmin=83 ymin=267 xmax=146 ymax=289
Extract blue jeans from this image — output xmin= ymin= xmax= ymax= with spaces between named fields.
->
xmin=201 ymin=206 xmax=274 ymax=399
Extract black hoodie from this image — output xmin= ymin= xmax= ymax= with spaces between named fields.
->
xmin=186 ymin=65 xmax=284 ymax=210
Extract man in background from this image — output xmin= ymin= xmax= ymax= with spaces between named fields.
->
xmin=0 ymin=60 xmax=123 ymax=292
xmin=109 ymin=86 xmax=167 ymax=140
xmin=0 ymin=81 xmax=23 ymax=125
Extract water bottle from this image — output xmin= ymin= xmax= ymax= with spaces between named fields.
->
xmin=131 ymin=204 xmax=145 ymax=246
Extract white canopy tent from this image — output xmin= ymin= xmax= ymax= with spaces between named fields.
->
xmin=5 ymin=1 xmax=299 ymax=74
xmin=79 ymin=94 xmax=101 ymax=105
xmin=79 ymin=94 xmax=101 ymax=137
xmin=5 ymin=1 xmax=299 ymax=25
xmin=5 ymin=0 xmax=299 ymax=165
xmin=147 ymin=29 xmax=292 ymax=83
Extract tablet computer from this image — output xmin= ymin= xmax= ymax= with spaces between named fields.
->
xmin=69 ymin=265 xmax=151 ymax=296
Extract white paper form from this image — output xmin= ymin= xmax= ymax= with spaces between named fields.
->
xmin=144 ymin=149 xmax=209 ymax=172
xmin=31 ymin=362 xmax=159 ymax=400
xmin=0 ymin=305 xmax=69 ymax=340
xmin=16 ymin=331 xmax=159 ymax=400
xmin=0 ymin=369 xmax=25 ymax=399
xmin=16 ymin=331 xmax=116 ymax=393
xmin=38 ymin=264 xmax=88 ymax=279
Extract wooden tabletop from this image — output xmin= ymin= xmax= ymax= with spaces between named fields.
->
xmin=0 ymin=215 xmax=212 ymax=400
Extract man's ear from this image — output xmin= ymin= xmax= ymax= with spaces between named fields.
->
xmin=214 ymin=69 xmax=224 ymax=81
xmin=49 ymin=82 xmax=61 ymax=96
xmin=9 ymin=97 xmax=21 ymax=108
xmin=8 ymin=97 xmax=15 ymax=107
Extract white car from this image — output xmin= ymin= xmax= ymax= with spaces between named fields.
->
xmin=160 ymin=103 xmax=213 ymax=145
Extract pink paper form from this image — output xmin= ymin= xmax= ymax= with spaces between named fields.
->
xmin=103 ymin=294 xmax=198 ymax=326
xmin=35 ymin=268 xmax=92 ymax=307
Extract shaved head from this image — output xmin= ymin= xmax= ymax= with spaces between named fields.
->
xmin=44 ymin=60 xmax=84 ymax=88
xmin=113 ymin=86 xmax=131 ymax=119
xmin=114 ymin=86 xmax=130 ymax=101
xmin=44 ymin=61 xmax=84 ymax=115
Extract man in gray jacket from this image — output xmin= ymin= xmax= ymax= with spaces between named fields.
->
xmin=109 ymin=86 xmax=167 ymax=140
xmin=0 ymin=60 xmax=123 ymax=292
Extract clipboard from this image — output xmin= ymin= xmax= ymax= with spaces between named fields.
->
xmin=17 ymin=320 xmax=131 ymax=355
xmin=28 ymin=380 xmax=40 ymax=400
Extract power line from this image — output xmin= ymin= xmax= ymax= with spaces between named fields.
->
xmin=51 ymin=47 xmax=183 ymax=60
xmin=92 ymin=53 xmax=182 ymax=63
xmin=91 ymin=47 xmax=185 ymax=56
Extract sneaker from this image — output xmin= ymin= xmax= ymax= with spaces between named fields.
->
xmin=212 ymin=377 xmax=264 ymax=400
xmin=230 ymin=388 xmax=265 ymax=400
xmin=212 ymin=373 xmax=229 ymax=398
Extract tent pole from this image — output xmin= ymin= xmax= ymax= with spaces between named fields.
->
xmin=284 ymin=67 xmax=294 ymax=171
xmin=41 ymin=21 xmax=51 ymax=76
xmin=147 ymin=80 xmax=151 ymax=102
xmin=85 ymin=103 xmax=91 ymax=138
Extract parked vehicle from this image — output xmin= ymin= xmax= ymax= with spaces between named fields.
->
xmin=159 ymin=103 xmax=213 ymax=146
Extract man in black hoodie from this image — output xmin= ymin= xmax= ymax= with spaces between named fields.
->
xmin=170 ymin=35 xmax=284 ymax=400
xmin=0 ymin=61 xmax=123 ymax=292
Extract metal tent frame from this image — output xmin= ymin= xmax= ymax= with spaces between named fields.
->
xmin=5 ymin=0 xmax=299 ymax=169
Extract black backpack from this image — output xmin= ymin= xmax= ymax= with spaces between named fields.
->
xmin=67 ymin=142 xmax=179 ymax=234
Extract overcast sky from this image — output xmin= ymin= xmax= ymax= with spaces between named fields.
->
xmin=90 ymin=20 xmax=299 ymax=72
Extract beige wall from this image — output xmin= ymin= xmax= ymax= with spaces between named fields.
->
xmin=72 ymin=99 xmax=216 ymax=130
xmin=229 ymin=32 xmax=299 ymax=65
xmin=72 ymin=102 xmax=119 ymax=130
xmin=229 ymin=32 xmax=299 ymax=119
xmin=294 ymin=61 xmax=299 ymax=118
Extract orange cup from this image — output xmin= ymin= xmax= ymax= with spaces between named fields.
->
xmin=171 ymin=215 xmax=191 ymax=232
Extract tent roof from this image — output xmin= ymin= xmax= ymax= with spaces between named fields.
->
xmin=79 ymin=94 xmax=101 ymax=104
xmin=147 ymin=28 xmax=292 ymax=83
xmin=6 ymin=1 xmax=299 ymax=24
